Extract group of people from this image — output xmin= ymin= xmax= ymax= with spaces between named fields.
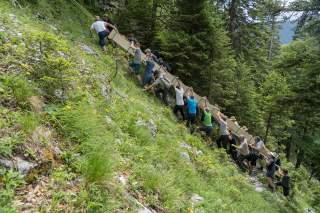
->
xmin=90 ymin=16 xmax=290 ymax=198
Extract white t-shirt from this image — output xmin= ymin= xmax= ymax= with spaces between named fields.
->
xmin=91 ymin=21 xmax=107 ymax=33
xmin=256 ymin=140 xmax=265 ymax=151
xmin=175 ymin=87 xmax=184 ymax=106
xmin=239 ymin=139 xmax=249 ymax=156
xmin=220 ymin=120 xmax=228 ymax=136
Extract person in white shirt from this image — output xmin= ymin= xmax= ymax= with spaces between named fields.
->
xmin=250 ymin=136 xmax=270 ymax=157
xmin=216 ymin=111 xmax=230 ymax=150
xmin=236 ymin=135 xmax=250 ymax=171
xmin=90 ymin=16 xmax=116 ymax=51
xmin=173 ymin=80 xmax=185 ymax=120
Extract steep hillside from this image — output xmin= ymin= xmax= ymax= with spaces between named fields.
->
xmin=0 ymin=1 xmax=318 ymax=212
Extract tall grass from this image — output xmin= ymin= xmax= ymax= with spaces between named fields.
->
xmin=52 ymin=101 xmax=116 ymax=183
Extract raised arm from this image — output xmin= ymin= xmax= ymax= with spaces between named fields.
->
xmin=186 ymin=87 xmax=194 ymax=97
xmin=200 ymin=96 xmax=208 ymax=110
xmin=217 ymin=111 xmax=226 ymax=124
xmin=130 ymin=41 xmax=137 ymax=50
xmin=105 ymin=22 xmax=117 ymax=31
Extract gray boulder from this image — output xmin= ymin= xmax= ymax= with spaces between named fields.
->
xmin=80 ymin=43 xmax=97 ymax=55
xmin=180 ymin=152 xmax=191 ymax=162
xmin=0 ymin=157 xmax=37 ymax=175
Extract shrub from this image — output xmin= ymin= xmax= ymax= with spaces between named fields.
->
xmin=0 ymin=169 xmax=24 ymax=212
xmin=2 ymin=75 xmax=35 ymax=107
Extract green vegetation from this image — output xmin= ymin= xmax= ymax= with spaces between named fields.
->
xmin=0 ymin=0 xmax=319 ymax=212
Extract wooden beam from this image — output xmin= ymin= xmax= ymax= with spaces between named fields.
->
xmin=108 ymin=30 xmax=255 ymax=143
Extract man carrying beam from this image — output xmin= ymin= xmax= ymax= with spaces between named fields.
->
xmin=216 ymin=111 xmax=230 ymax=150
xmin=90 ymin=16 xmax=117 ymax=52
xmin=197 ymin=97 xmax=215 ymax=145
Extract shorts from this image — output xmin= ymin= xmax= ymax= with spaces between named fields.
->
xmin=188 ymin=113 xmax=196 ymax=124
xmin=129 ymin=62 xmax=141 ymax=75
xmin=221 ymin=135 xmax=229 ymax=149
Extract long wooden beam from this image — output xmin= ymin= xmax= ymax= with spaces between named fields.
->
xmin=108 ymin=30 xmax=255 ymax=143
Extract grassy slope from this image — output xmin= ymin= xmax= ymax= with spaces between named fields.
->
xmin=0 ymin=1 xmax=316 ymax=212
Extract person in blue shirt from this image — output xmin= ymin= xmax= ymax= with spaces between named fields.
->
xmin=142 ymin=49 xmax=155 ymax=86
xmin=185 ymin=87 xmax=198 ymax=130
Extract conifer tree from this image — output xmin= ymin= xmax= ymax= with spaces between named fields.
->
xmin=154 ymin=0 xmax=237 ymax=108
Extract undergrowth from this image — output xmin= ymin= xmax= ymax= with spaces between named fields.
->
xmin=0 ymin=0 xmax=319 ymax=212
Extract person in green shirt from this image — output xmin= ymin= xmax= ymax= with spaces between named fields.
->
xmin=197 ymin=97 xmax=215 ymax=144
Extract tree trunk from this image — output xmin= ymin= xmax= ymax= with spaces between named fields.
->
xmin=228 ymin=0 xmax=240 ymax=49
xmin=149 ymin=0 xmax=158 ymax=46
xmin=264 ymin=111 xmax=273 ymax=144
xmin=295 ymin=148 xmax=304 ymax=169
xmin=285 ymin=136 xmax=292 ymax=160
xmin=268 ymin=15 xmax=276 ymax=61
xmin=295 ymin=126 xmax=308 ymax=169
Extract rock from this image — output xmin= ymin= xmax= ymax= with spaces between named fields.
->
xmin=57 ymin=51 xmax=67 ymax=58
xmin=180 ymin=152 xmax=191 ymax=162
xmin=49 ymin=25 xmax=58 ymax=31
xmin=136 ymin=119 xmax=145 ymax=126
xmin=101 ymin=85 xmax=110 ymax=100
xmin=304 ymin=208 xmax=317 ymax=213
xmin=54 ymin=89 xmax=63 ymax=99
xmin=115 ymin=138 xmax=122 ymax=145
xmin=113 ymin=89 xmax=128 ymax=99
xmin=9 ymin=14 xmax=17 ymax=21
xmin=254 ymin=183 xmax=265 ymax=192
xmin=138 ymin=207 xmax=156 ymax=213
xmin=105 ymin=116 xmax=112 ymax=124
xmin=180 ymin=142 xmax=192 ymax=149
xmin=53 ymin=146 xmax=62 ymax=155
xmin=0 ymin=158 xmax=13 ymax=168
xmin=136 ymin=119 xmax=157 ymax=137
xmin=15 ymin=158 xmax=37 ymax=175
xmin=117 ymin=174 xmax=128 ymax=186
xmin=0 ymin=157 xmax=37 ymax=175
xmin=80 ymin=43 xmax=96 ymax=55
xmin=147 ymin=120 xmax=157 ymax=137
xmin=196 ymin=150 xmax=204 ymax=156
xmin=191 ymin=193 xmax=204 ymax=204
xmin=248 ymin=176 xmax=265 ymax=193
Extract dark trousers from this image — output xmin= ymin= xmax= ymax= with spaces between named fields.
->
xmin=174 ymin=105 xmax=185 ymax=120
xmin=199 ymin=125 xmax=213 ymax=137
xmin=143 ymin=74 xmax=153 ymax=86
xmin=187 ymin=113 xmax=196 ymax=127
xmin=98 ymin=30 xmax=109 ymax=47
xmin=276 ymin=182 xmax=290 ymax=197
xmin=238 ymin=154 xmax=249 ymax=171
xmin=217 ymin=135 xmax=229 ymax=149
xmin=230 ymin=149 xmax=238 ymax=161
xmin=155 ymin=88 xmax=168 ymax=105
